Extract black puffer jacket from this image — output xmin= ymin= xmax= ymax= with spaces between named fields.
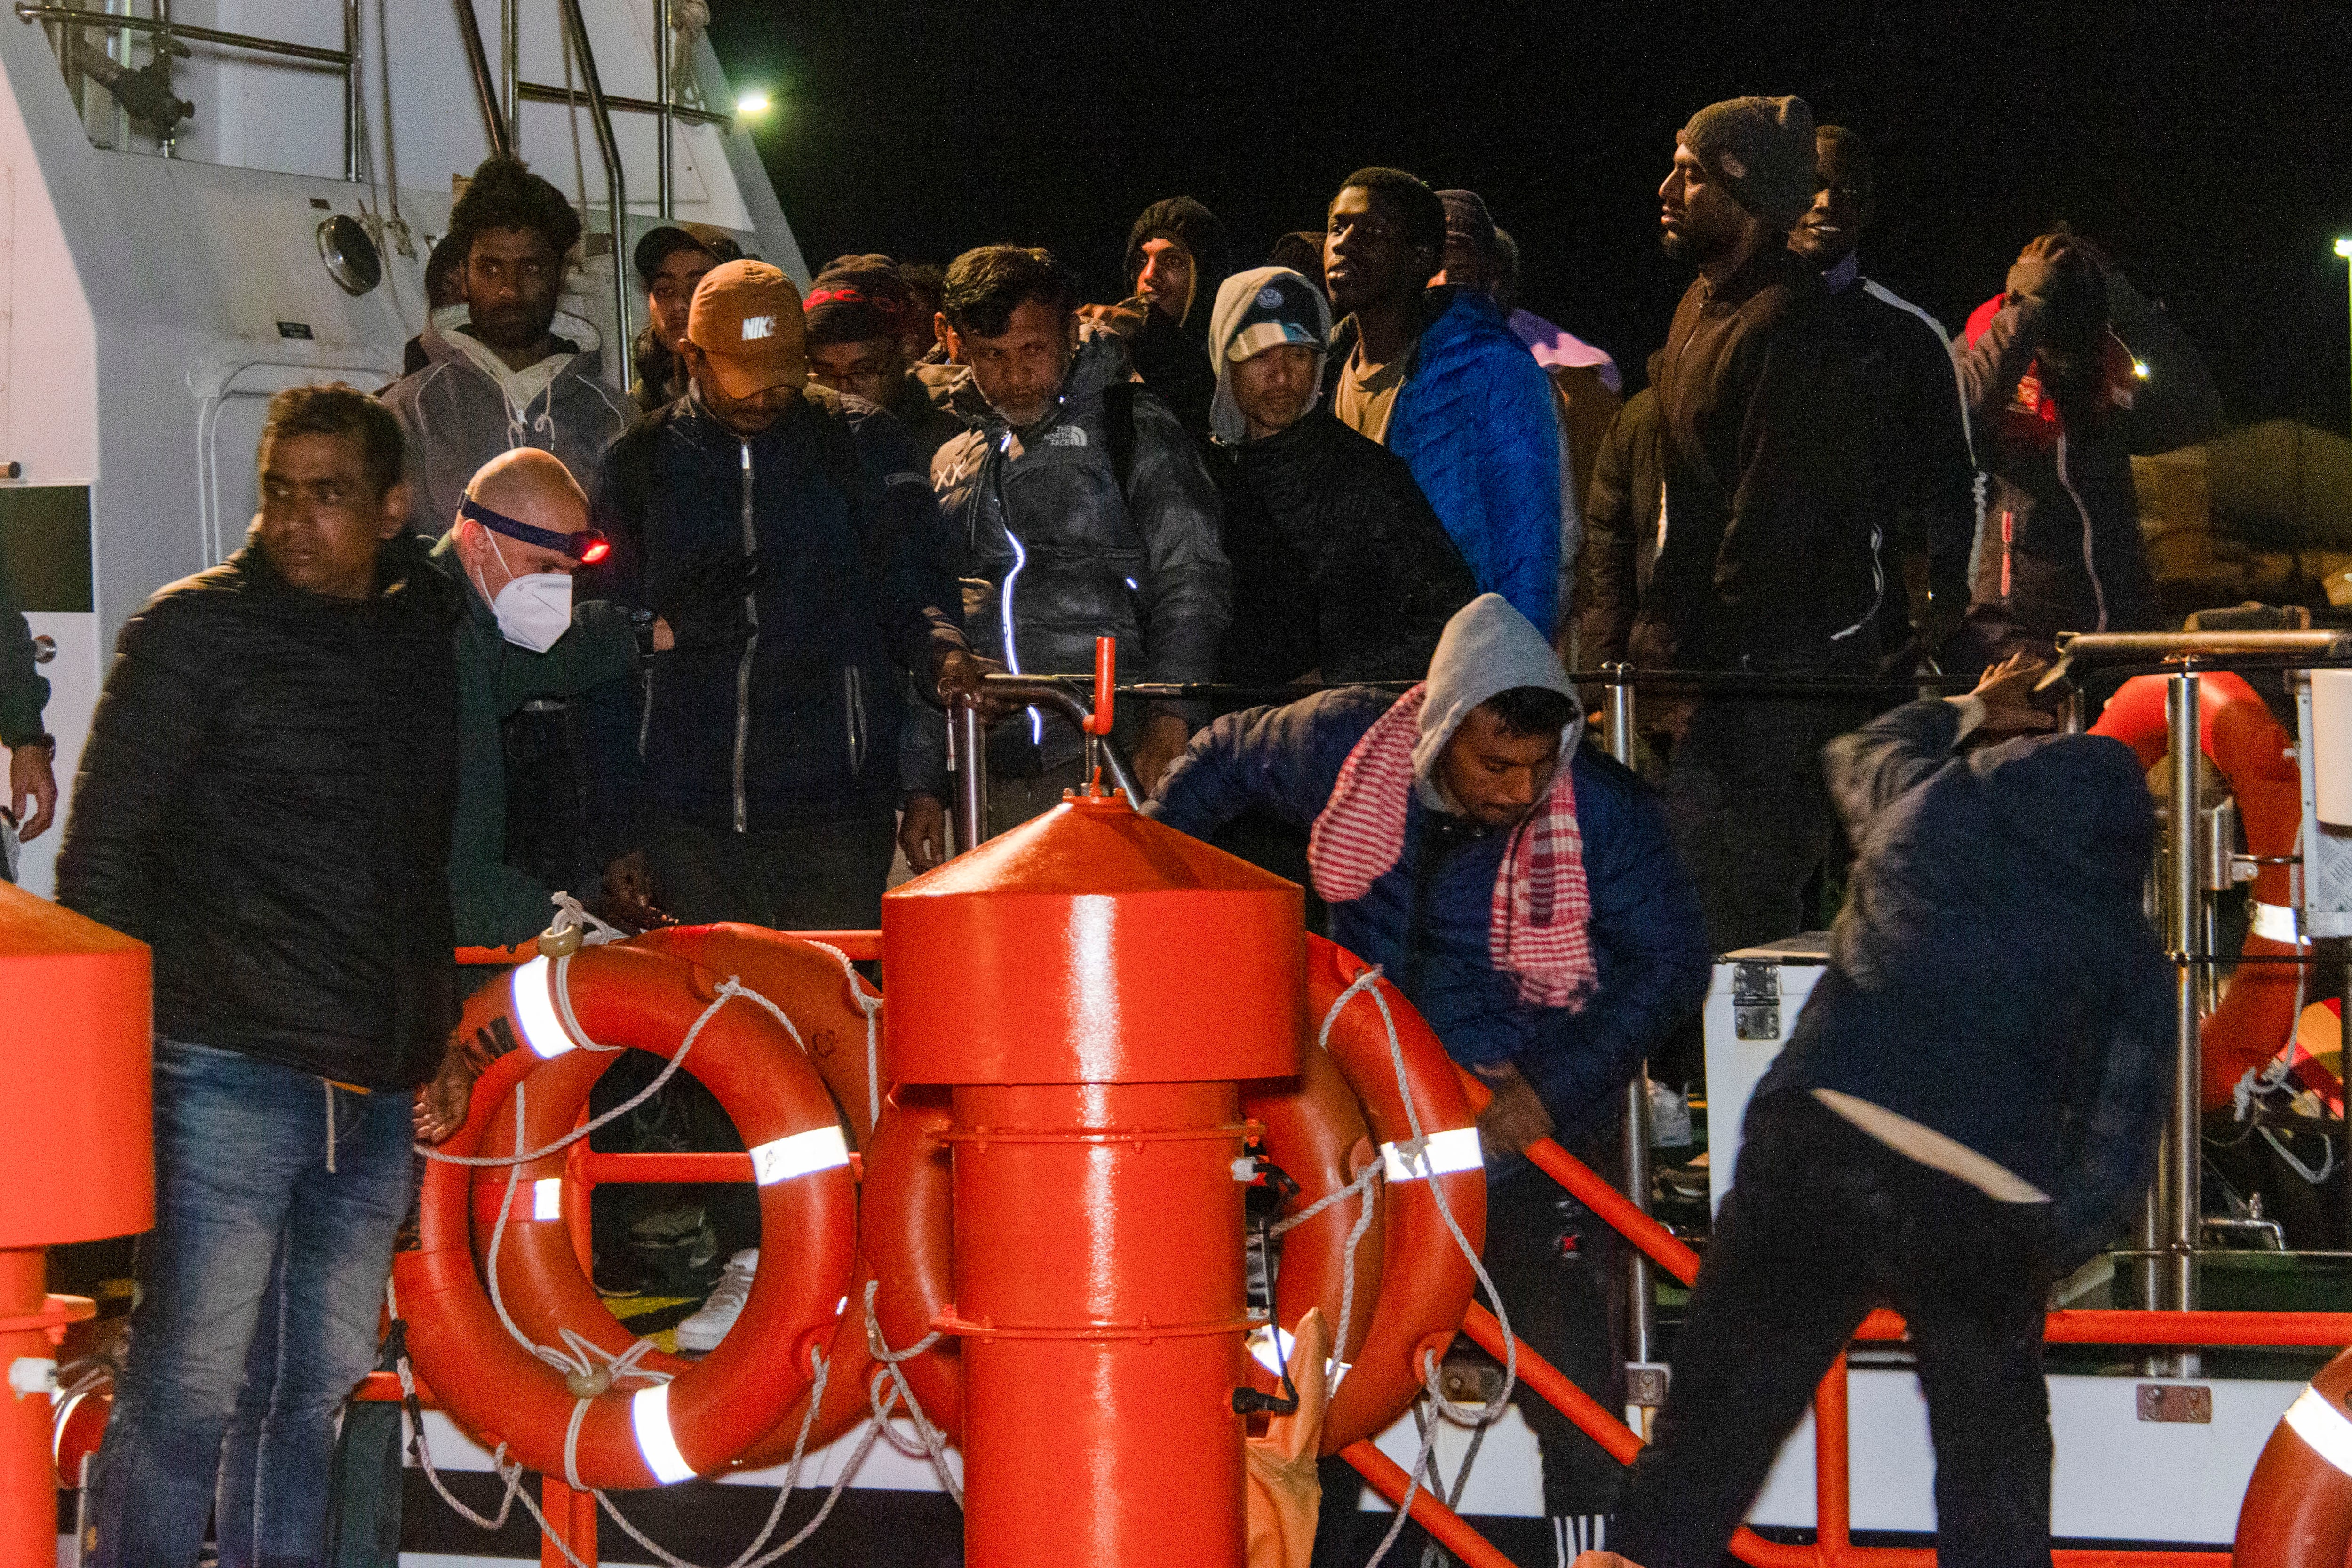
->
xmin=57 ymin=531 xmax=461 ymax=1089
xmin=1123 ymin=197 xmax=1230 ymax=443
xmin=917 ymin=334 xmax=1229 ymax=786
xmin=1215 ymin=407 xmax=1476 ymax=685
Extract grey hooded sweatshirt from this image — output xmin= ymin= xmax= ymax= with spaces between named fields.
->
xmin=380 ymin=304 xmax=635 ymax=538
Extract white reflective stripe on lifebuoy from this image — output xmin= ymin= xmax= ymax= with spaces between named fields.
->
xmin=2285 ymin=1385 xmax=2352 ymax=1478
xmin=509 ymin=957 xmax=574 ymax=1059
xmin=532 ymin=1178 xmax=563 ymax=1220
xmin=1382 ymin=1126 xmax=1483 ymax=1182
xmin=2252 ymin=902 xmax=2304 ymax=945
xmin=1247 ymin=1323 xmax=1351 ymax=1388
xmin=630 ymin=1383 xmax=695 ymax=1484
xmin=750 ymin=1125 xmax=851 ymax=1185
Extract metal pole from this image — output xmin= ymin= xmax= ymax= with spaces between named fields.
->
xmin=2165 ymin=665 xmax=2203 ymax=1370
xmin=500 ymin=0 xmax=519 ymax=151
xmin=652 ymin=0 xmax=673 ymax=217
xmin=1599 ymin=664 xmax=1660 ymax=1393
xmin=952 ymin=697 xmax=987 ymax=856
xmin=446 ymin=0 xmax=512 ymax=160
xmin=341 ymin=0 xmax=359 ymax=180
xmin=553 ymin=0 xmax=631 ymax=386
xmin=2059 ymin=684 xmax=2087 ymax=736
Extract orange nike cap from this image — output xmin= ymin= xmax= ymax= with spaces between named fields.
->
xmin=686 ymin=259 xmax=807 ymax=400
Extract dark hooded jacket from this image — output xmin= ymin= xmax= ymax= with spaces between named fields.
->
xmin=57 ymin=530 xmax=461 ymax=1089
xmin=1122 ymin=197 xmax=1230 ymax=442
xmin=1216 ymin=410 xmax=1475 ymax=685
xmin=915 ymin=334 xmax=1230 ymax=788
xmin=1149 ymin=597 xmax=1710 ymax=1146
xmin=1753 ymin=698 xmax=2173 ymax=1267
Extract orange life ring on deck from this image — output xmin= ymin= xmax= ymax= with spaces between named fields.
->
xmin=462 ymin=928 xmax=889 ymax=1470
xmin=1239 ymin=1035 xmax=1387 ymax=1417
xmin=393 ymin=945 xmax=857 ymax=1489
xmin=2093 ymin=672 xmax=2306 ymax=1106
xmin=848 ymin=1084 xmax=967 ymax=1448
xmin=1304 ymin=935 xmax=1486 ymax=1453
xmin=2232 ymin=1344 xmax=2352 ymax=1565
xmin=631 ymin=923 xmax=885 ymax=1148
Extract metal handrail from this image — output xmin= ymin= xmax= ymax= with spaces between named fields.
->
xmin=448 ymin=0 xmax=513 ymax=162
xmin=18 ymin=1 xmax=360 ymax=178
xmin=552 ymin=0 xmax=632 ymax=386
xmin=517 ymin=77 xmax=728 ymax=128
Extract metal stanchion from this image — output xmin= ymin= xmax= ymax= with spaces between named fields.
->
xmin=2164 ymin=662 xmax=2204 ymax=1376
xmin=952 ymin=694 xmax=987 ymax=858
xmin=1599 ymin=665 xmax=1665 ymax=1414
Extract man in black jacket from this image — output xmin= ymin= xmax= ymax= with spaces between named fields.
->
xmin=593 ymin=259 xmax=973 ymax=928
xmin=58 ymin=386 xmax=463 ymax=1568
xmin=1120 ymin=196 xmax=1229 ymax=445
xmin=1641 ymin=94 xmax=1882 ymax=955
xmin=1597 ymin=655 xmax=2173 ymax=1568
xmin=1206 ymin=264 xmax=1475 ymax=687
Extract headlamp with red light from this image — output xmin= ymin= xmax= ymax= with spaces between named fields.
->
xmin=458 ymin=494 xmax=612 ymax=565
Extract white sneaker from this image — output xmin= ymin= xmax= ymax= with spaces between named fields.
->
xmin=675 ymin=1248 xmax=757 ymax=1353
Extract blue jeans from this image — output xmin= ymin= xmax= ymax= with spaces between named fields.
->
xmin=89 ymin=1038 xmax=416 ymax=1568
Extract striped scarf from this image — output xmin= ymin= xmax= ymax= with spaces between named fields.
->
xmin=1307 ymin=685 xmax=1597 ymax=1011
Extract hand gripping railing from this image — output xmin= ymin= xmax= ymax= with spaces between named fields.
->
xmin=947 ymin=636 xmax=1138 ymax=854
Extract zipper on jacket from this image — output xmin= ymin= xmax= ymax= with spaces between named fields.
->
xmin=733 ymin=438 xmax=760 ymax=833
xmin=844 ymin=666 xmax=867 ymax=775
xmin=2055 ymin=431 xmax=2108 ymax=632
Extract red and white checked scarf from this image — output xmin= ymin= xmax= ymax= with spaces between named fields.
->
xmin=1307 ymin=684 xmax=1597 ymax=1011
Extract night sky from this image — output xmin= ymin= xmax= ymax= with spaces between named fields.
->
xmin=708 ymin=1 xmax=2352 ymax=437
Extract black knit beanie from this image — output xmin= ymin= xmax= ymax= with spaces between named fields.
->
xmin=1677 ymin=95 xmax=1817 ymax=232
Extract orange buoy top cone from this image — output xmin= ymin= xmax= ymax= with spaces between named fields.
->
xmin=882 ymin=784 xmax=1305 ymax=1568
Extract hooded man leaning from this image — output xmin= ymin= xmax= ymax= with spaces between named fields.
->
xmin=1146 ymin=595 xmax=1712 ymax=1545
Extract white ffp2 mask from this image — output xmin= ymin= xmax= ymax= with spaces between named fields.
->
xmin=474 ymin=533 xmax=574 ymax=653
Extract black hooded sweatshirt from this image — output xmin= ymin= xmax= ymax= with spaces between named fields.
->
xmin=1752 ymin=697 xmax=2174 ymax=1268
xmin=1122 ymin=197 xmax=1229 ymax=444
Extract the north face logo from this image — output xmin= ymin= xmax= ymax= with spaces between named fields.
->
xmin=1043 ymin=427 xmax=1087 ymax=448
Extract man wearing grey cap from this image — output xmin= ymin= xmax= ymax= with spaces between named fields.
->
xmin=1628 ymin=95 xmax=1882 ymax=962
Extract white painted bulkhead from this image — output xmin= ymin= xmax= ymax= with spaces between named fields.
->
xmin=0 ymin=0 xmax=804 ymax=896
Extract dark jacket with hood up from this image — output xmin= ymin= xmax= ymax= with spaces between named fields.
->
xmin=593 ymin=382 xmax=965 ymax=833
xmin=1149 ymin=596 xmax=1710 ymax=1148
xmin=917 ymin=333 xmax=1231 ymax=788
xmin=57 ymin=529 xmax=461 ymax=1090
xmin=1753 ymin=698 xmax=2173 ymax=1267
xmin=1122 ymin=197 xmax=1229 ymax=443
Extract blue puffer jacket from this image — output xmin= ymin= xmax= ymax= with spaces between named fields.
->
xmin=590 ymin=384 xmax=964 ymax=832
xmin=1328 ymin=288 xmax=1569 ymax=635
xmin=1146 ymin=687 xmax=1711 ymax=1146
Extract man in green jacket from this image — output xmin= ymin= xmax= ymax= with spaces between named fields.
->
xmin=427 ymin=447 xmax=655 ymax=956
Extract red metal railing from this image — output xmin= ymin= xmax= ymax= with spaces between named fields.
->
xmin=1338 ymin=1131 xmax=2352 ymax=1568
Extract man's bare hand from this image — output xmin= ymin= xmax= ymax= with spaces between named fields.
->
xmin=1969 ymin=652 xmax=2056 ymax=739
xmin=1076 ymin=298 xmax=1151 ymax=342
xmin=593 ymin=849 xmax=672 ymax=932
xmin=1471 ymin=1060 xmax=1555 ymax=1157
xmin=937 ymin=648 xmax=1015 ymax=723
xmin=1131 ymin=711 xmax=1192 ymax=798
xmin=8 ymin=744 xmax=57 ymax=842
xmin=899 ymin=793 xmax=949 ymax=874
xmin=413 ymin=1047 xmax=476 ymax=1146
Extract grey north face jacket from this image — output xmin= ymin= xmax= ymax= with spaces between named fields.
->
xmin=911 ymin=332 xmax=1230 ymax=789
xmin=380 ymin=305 xmax=634 ymax=539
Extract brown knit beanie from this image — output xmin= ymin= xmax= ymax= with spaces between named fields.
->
xmin=1677 ymin=95 xmax=1817 ymax=232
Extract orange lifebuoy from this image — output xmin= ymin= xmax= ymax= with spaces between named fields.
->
xmin=1299 ymin=935 xmax=1486 ymax=1453
xmin=1239 ymin=1035 xmax=1386 ymax=1417
xmin=2232 ymin=1344 xmax=2352 ymax=1565
xmin=393 ymin=944 xmax=857 ymax=1489
xmin=849 ymin=1084 xmax=966 ymax=1447
xmin=2093 ymin=672 xmax=2304 ymax=1106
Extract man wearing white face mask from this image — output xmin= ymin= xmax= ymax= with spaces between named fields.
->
xmin=428 ymin=447 xmax=661 ymax=964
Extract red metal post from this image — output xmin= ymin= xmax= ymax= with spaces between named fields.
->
xmin=540 ymin=1475 xmax=597 ymax=1568
xmin=1814 ymin=1354 xmax=1852 ymax=1560
xmin=883 ymin=791 xmax=1304 ymax=1568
